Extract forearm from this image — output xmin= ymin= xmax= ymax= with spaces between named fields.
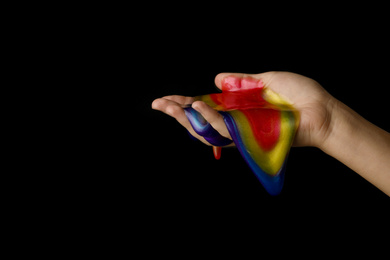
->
xmin=319 ymin=99 xmax=390 ymax=196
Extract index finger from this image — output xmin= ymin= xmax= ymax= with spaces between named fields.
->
xmin=162 ymin=95 xmax=194 ymax=106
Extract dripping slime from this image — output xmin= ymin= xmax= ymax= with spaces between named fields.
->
xmin=184 ymin=76 xmax=299 ymax=195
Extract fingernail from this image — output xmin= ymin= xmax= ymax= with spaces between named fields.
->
xmin=191 ymin=102 xmax=202 ymax=112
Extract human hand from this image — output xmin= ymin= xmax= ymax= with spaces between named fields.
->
xmin=152 ymin=72 xmax=390 ymax=196
xmin=152 ymin=71 xmax=335 ymax=149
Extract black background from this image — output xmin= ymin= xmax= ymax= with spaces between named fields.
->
xmin=9 ymin=5 xmax=390 ymax=253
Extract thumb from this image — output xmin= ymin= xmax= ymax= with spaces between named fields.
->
xmin=214 ymin=72 xmax=275 ymax=91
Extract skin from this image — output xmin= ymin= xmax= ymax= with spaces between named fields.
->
xmin=152 ymin=72 xmax=390 ymax=196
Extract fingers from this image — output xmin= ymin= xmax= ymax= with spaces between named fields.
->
xmin=161 ymin=95 xmax=195 ymax=106
xmin=151 ymin=95 xmax=194 ymax=111
xmin=152 ymin=97 xmax=232 ymax=144
xmin=152 ymin=97 xmax=211 ymax=145
xmin=192 ymin=101 xmax=231 ymax=140
xmin=151 ymin=97 xmax=193 ymax=128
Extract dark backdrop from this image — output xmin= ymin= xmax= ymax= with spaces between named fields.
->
xmin=16 ymin=5 xmax=389 ymax=252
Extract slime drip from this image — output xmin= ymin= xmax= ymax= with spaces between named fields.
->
xmin=185 ymin=76 xmax=299 ymax=195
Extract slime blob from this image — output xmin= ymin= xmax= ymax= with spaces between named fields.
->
xmin=184 ymin=76 xmax=299 ymax=195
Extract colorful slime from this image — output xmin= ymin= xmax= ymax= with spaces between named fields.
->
xmin=184 ymin=76 xmax=299 ymax=195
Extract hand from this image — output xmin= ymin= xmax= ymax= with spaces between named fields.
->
xmin=152 ymin=71 xmax=335 ymax=149
xmin=152 ymin=72 xmax=390 ymax=195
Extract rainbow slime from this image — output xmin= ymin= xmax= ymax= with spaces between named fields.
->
xmin=184 ymin=76 xmax=299 ymax=195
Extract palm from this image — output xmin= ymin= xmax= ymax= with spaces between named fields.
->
xmin=254 ymin=72 xmax=333 ymax=147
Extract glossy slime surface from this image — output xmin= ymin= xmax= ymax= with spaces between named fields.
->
xmin=185 ymin=76 xmax=299 ymax=195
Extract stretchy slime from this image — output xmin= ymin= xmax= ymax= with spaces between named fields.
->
xmin=184 ymin=76 xmax=299 ymax=195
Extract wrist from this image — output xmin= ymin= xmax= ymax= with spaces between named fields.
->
xmin=309 ymin=96 xmax=341 ymax=151
xmin=317 ymin=96 xmax=380 ymax=164
xmin=317 ymin=97 xmax=350 ymax=153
